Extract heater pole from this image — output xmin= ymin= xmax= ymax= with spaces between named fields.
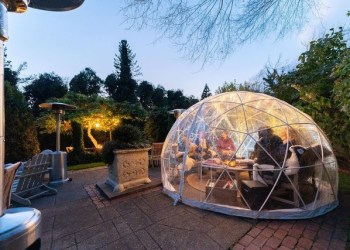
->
xmin=54 ymin=110 xmax=62 ymax=152
xmin=0 ymin=1 xmax=7 ymax=217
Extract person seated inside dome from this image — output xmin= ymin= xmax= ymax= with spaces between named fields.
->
xmin=252 ymin=126 xmax=283 ymax=185
xmin=279 ymin=127 xmax=302 ymax=154
xmin=194 ymin=131 xmax=215 ymax=160
xmin=216 ymin=130 xmax=236 ymax=161
xmin=173 ymin=134 xmax=197 ymax=172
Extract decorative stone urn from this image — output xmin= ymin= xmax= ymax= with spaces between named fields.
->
xmin=106 ymin=148 xmax=151 ymax=193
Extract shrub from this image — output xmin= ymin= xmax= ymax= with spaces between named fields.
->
xmin=5 ymin=82 xmax=40 ymax=162
xmin=71 ymin=121 xmax=84 ymax=155
xmin=102 ymin=124 xmax=150 ymax=164
xmin=112 ymin=124 xmax=143 ymax=143
xmin=67 ymin=151 xmax=102 ymax=166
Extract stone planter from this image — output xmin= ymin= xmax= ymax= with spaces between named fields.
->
xmin=106 ymin=148 xmax=151 ymax=193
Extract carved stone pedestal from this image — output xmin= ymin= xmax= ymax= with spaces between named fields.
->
xmin=106 ymin=148 xmax=151 ymax=193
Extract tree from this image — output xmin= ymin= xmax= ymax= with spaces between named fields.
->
xmin=114 ymin=40 xmax=141 ymax=79
xmin=292 ymin=27 xmax=349 ymax=161
xmin=69 ymin=67 xmax=102 ymax=96
xmin=4 ymin=47 xmax=29 ymax=88
xmin=167 ymin=89 xmax=187 ymax=109
xmin=137 ymin=80 xmax=154 ymax=110
xmin=215 ymin=81 xmax=237 ymax=94
xmin=216 ymin=80 xmax=261 ymax=94
xmin=201 ymin=84 xmax=212 ymax=100
xmin=24 ymin=72 xmax=68 ymax=116
xmin=152 ymin=85 xmax=167 ymax=107
xmin=5 ymin=82 xmax=40 ymax=162
xmin=185 ymin=95 xmax=199 ymax=107
xmin=104 ymin=73 xmax=117 ymax=98
xmin=113 ymin=78 xmax=138 ymax=103
xmin=264 ymin=27 xmax=350 ymax=161
xmin=112 ymin=40 xmax=141 ymax=103
xmin=57 ymin=93 xmax=123 ymax=148
xmin=121 ymin=0 xmax=318 ymax=62
xmin=145 ymin=107 xmax=173 ymax=142
xmin=37 ymin=93 xmax=147 ymax=149
xmin=263 ymin=67 xmax=299 ymax=103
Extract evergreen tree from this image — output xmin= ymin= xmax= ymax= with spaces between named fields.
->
xmin=201 ymin=84 xmax=212 ymax=100
xmin=112 ymin=40 xmax=141 ymax=103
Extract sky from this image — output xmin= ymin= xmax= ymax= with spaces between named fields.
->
xmin=6 ymin=0 xmax=350 ymax=99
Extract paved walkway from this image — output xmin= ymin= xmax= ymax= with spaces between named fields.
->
xmin=26 ymin=167 xmax=349 ymax=250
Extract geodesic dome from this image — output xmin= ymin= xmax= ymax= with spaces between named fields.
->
xmin=161 ymin=91 xmax=338 ymax=219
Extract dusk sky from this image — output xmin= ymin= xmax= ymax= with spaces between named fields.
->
xmin=6 ymin=1 xmax=350 ymax=98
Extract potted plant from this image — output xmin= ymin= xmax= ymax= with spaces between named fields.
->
xmin=102 ymin=124 xmax=151 ymax=193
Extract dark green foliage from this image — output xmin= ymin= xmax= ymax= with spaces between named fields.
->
xmin=67 ymin=120 xmax=103 ymax=165
xmin=151 ymin=85 xmax=167 ymax=107
xmin=4 ymin=47 xmax=23 ymax=87
xmin=114 ymin=40 xmax=141 ymax=79
xmin=215 ymin=81 xmax=237 ymax=93
xmin=5 ymin=82 xmax=40 ymax=162
xmin=71 ymin=121 xmax=84 ymax=154
xmin=263 ymin=68 xmax=299 ymax=103
xmin=166 ymin=89 xmax=198 ymax=109
xmin=104 ymin=73 xmax=117 ymax=98
xmin=67 ymin=151 xmax=102 ymax=166
xmin=201 ymin=84 xmax=212 ymax=100
xmin=262 ymin=26 xmax=350 ymax=162
xmin=137 ymin=81 xmax=154 ymax=110
xmin=37 ymin=132 xmax=72 ymax=152
xmin=102 ymin=124 xmax=149 ymax=164
xmin=111 ymin=40 xmax=140 ymax=103
xmin=24 ymin=72 xmax=68 ymax=116
xmin=101 ymin=141 xmax=119 ymax=164
xmin=113 ymin=78 xmax=138 ymax=103
xmin=292 ymin=28 xmax=349 ymax=159
xmin=112 ymin=124 xmax=143 ymax=142
xmin=184 ymin=95 xmax=199 ymax=107
xmin=69 ymin=67 xmax=102 ymax=96
xmin=145 ymin=107 xmax=174 ymax=142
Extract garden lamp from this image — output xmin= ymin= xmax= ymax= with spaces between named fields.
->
xmin=0 ymin=1 xmax=84 ymax=249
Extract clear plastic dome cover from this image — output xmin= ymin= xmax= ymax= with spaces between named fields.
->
xmin=161 ymin=91 xmax=338 ymax=219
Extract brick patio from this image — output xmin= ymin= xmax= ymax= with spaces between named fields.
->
xmin=22 ymin=166 xmax=350 ymax=250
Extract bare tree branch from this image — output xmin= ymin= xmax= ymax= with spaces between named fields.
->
xmin=121 ymin=0 xmax=320 ymax=63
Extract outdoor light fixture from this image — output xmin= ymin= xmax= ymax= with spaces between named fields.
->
xmin=0 ymin=1 xmax=84 ymax=249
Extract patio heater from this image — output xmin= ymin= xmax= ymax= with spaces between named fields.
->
xmin=39 ymin=102 xmax=76 ymax=184
xmin=0 ymin=1 xmax=84 ymax=249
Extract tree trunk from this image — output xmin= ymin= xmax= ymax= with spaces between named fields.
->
xmin=87 ymin=125 xmax=99 ymax=149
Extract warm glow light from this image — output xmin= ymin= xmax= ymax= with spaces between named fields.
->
xmin=95 ymin=123 xmax=100 ymax=128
